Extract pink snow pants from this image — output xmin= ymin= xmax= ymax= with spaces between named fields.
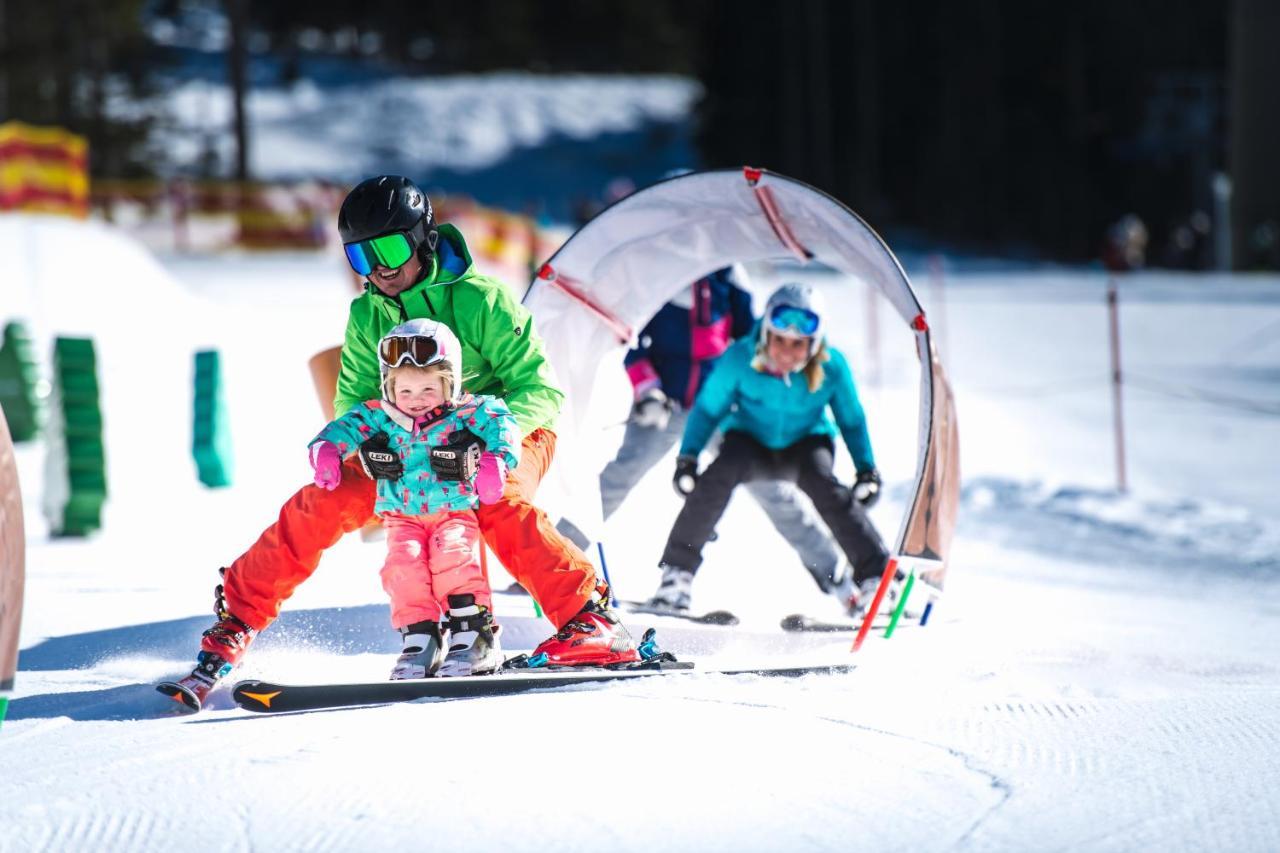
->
xmin=380 ymin=510 xmax=490 ymax=629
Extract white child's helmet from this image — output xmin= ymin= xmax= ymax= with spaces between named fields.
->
xmin=377 ymin=318 xmax=463 ymax=404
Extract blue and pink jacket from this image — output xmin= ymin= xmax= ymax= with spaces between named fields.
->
xmin=310 ymin=394 xmax=520 ymax=517
xmin=624 ymin=268 xmax=755 ymax=409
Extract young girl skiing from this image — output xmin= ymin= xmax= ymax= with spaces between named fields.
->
xmin=309 ymin=318 xmax=521 ymax=679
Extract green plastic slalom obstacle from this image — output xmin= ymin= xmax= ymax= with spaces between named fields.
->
xmin=883 ymin=569 xmax=917 ymax=639
xmin=192 ymin=350 xmax=233 ymax=487
xmin=42 ymin=337 xmax=107 ymax=536
xmin=0 ymin=321 xmax=43 ymax=442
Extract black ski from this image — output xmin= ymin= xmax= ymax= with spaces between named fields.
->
xmin=620 ymin=600 xmax=739 ymax=626
xmin=232 ymin=661 xmax=856 ymax=714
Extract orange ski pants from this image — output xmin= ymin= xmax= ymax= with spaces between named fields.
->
xmin=221 ymin=428 xmax=596 ymax=631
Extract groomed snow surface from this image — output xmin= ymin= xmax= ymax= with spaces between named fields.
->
xmin=3 ymin=216 xmax=1279 ymax=851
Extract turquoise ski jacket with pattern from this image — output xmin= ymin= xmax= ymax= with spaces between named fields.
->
xmin=310 ymin=394 xmax=520 ymax=517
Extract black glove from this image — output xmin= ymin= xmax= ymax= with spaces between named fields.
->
xmin=853 ymin=468 xmax=882 ymax=508
xmin=673 ymin=455 xmax=699 ymax=498
xmin=430 ymin=429 xmax=485 ymax=481
xmin=358 ymin=431 xmax=404 ymax=481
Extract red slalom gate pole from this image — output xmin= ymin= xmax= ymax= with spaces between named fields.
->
xmin=1107 ymin=279 xmax=1128 ymax=493
xmin=852 ymin=557 xmax=900 ymax=652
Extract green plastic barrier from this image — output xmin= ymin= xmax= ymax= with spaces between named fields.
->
xmin=0 ymin=321 xmax=42 ymax=442
xmin=44 ymin=337 xmax=107 ymax=536
xmin=192 ymin=350 xmax=233 ymax=487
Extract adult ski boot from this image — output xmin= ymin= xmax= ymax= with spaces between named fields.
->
xmin=644 ymin=562 xmax=694 ymax=613
xmin=527 ymin=585 xmax=639 ymax=668
xmin=157 ymin=608 xmax=257 ymax=712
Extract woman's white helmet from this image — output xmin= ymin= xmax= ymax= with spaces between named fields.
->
xmin=377 ymin=318 xmax=463 ymax=404
xmin=760 ymin=283 xmax=826 ymax=361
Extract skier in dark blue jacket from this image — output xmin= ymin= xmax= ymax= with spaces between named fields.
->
xmin=600 ymin=268 xmax=845 ymax=596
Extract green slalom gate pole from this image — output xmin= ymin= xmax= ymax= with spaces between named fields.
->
xmin=0 ymin=695 xmax=8 ymax=729
xmin=883 ymin=569 xmax=917 ymax=639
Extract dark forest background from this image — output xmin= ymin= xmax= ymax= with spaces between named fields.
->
xmin=1 ymin=0 xmax=1277 ymax=266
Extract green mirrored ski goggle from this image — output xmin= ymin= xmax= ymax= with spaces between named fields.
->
xmin=344 ymin=231 xmax=415 ymax=276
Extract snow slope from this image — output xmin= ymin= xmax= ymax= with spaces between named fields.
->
xmin=115 ymin=72 xmax=702 ymax=219
xmin=3 ymin=216 xmax=1279 ymax=851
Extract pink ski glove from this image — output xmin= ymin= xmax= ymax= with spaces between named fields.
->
xmin=475 ymin=452 xmax=507 ymax=505
xmin=310 ymin=441 xmax=343 ymax=491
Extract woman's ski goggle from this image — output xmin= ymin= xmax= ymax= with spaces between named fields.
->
xmin=379 ymin=334 xmax=443 ymax=369
xmin=768 ymin=304 xmax=821 ymax=337
xmin=344 ymin=231 xmax=416 ymax=276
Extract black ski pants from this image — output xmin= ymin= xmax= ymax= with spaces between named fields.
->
xmin=660 ymin=431 xmax=889 ymax=585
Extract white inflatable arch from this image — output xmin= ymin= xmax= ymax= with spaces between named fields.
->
xmin=522 ymin=167 xmax=959 ymax=589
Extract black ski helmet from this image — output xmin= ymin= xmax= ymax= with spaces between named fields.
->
xmin=338 ymin=175 xmax=438 ymax=256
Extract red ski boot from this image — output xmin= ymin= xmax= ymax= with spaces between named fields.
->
xmin=158 ymin=579 xmax=259 ymax=712
xmin=528 ymin=588 xmax=639 ymax=668
xmin=199 ymin=612 xmax=257 ymax=665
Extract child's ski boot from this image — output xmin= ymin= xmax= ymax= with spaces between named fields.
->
xmin=390 ymin=620 xmax=446 ymax=680
xmin=438 ymin=594 xmax=503 ymax=677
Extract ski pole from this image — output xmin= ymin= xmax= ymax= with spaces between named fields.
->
xmin=596 ymin=542 xmax=617 ymax=607
xmin=883 ymin=569 xmax=916 ymax=639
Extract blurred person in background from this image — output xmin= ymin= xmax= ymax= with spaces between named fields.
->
xmin=646 ymin=283 xmax=895 ymax=617
xmin=1102 ymin=213 xmax=1149 ymax=272
xmin=185 ymin=176 xmax=638 ymax=693
xmin=1160 ymin=210 xmax=1212 ymax=270
xmin=581 ymin=267 xmax=851 ymax=603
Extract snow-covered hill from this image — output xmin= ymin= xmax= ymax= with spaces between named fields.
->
xmin=114 ymin=71 xmax=701 ymax=220
xmin=3 ymin=216 xmax=1279 ymax=850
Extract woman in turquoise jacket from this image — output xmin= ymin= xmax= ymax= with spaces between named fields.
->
xmin=647 ymin=283 xmax=890 ymax=616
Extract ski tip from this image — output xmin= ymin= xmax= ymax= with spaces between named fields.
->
xmin=779 ymin=614 xmax=806 ymax=631
xmin=156 ymin=682 xmax=201 ymax=713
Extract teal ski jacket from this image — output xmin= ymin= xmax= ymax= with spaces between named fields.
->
xmin=311 ymin=394 xmax=520 ymax=517
xmin=679 ymin=331 xmax=877 ymax=472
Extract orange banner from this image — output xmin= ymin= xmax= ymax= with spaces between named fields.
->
xmin=0 ymin=122 xmax=89 ymax=218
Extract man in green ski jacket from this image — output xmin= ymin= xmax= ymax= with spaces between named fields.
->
xmin=188 ymin=176 xmax=638 ymax=687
